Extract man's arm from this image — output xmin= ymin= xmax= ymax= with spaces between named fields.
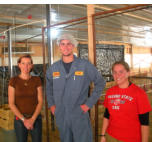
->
xmin=85 ymin=61 xmax=105 ymax=108
xmin=46 ymin=67 xmax=55 ymax=110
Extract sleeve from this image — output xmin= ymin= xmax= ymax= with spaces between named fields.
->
xmin=8 ymin=77 xmax=16 ymax=88
xmin=85 ymin=61 xmax=106 ymax=108
xmin=139 ymin=112 xmax=149 ymax=125
xmin=36 ymin=77 xmax=42 ymax=87
xmin=136 ymin=89 xmax=152 ymax=114
xmin=46 ymin=66 xmax=55 ymax=108
xmin=104 ymin=108 xmax=110 ymax=119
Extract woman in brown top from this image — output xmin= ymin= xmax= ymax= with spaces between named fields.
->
xmin=8 ymin=54 xmax=43 ymax=142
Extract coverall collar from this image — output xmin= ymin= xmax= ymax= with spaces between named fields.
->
xmin=60 ymin=55 xmax=78 ymax=79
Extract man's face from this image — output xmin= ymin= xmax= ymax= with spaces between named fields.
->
xmin=59 ymin=39 xmax=74 ymax=56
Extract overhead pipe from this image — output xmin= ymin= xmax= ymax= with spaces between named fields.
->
xmin=1 ymin=5 xmax=150 ymax=37
xmin=44 ymin=4 xmax=150 ymax=30
xmin=55 ymin=5 xmax=151 ymax=35
xmin=44 ymin=16 xmax=87 ymax=29
xmin=94 ymin=5 xmax=152 ymax=21
xmin=92 ymin=4 xmax=149 ymax=17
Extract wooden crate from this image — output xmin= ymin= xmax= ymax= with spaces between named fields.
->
xmin=0 ymin=104 xmax=14 ymax=130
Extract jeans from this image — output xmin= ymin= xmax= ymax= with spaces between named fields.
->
xmin=14 ymin=115 xmax=42 ymax=142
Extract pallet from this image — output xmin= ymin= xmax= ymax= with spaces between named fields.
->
xmin=0 ymin=104 xmax=14 ymax=130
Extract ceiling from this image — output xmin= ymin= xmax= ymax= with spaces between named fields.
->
xmin=0 ymin=4 xmax=152 ymax=47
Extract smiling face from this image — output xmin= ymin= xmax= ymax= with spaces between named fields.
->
xmin=18 ymin=57 xmax=33 ymax=74
xmin=112 ymin=64 xmax=130 ymax=88
xmin=59 ymin=39 xmax=74 ymax=57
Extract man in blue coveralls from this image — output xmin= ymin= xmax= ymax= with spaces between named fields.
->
xmin=46 ymin=34 xmax=105 ymax=142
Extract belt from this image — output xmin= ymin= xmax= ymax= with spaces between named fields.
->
xmin=15 ymin=114 xmax=33 ymax=120
xmin=23 ymin=114 xmax=33 ymax=118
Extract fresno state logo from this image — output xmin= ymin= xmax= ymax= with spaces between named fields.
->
xmin=114 ymin=99 xmax=121 ymax=105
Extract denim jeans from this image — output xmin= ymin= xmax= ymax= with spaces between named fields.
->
xmin=14 ymin=115 xmax=42 ymax=142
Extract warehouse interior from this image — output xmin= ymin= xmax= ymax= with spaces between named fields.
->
xmin=0 ymin=4 xmax=152 ymax=142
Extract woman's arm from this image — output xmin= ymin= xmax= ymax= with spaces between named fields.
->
xmin=24 ymin=86 xmax=43 ymax=130
xmin=141 ymin=125 xmax=149 ymax=142
xmin=8 ymin=85 xmax=25 ymax=120
xmin=31 ymin=86 xmax=43 ymax=122
xmin=100 ymin=117 xmax=109 ymax=142
xmin=139 ymin=112 xmax=149 ymax=142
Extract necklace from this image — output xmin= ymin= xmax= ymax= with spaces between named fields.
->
xmin=24 ymin=78 xmax=31 ymax=86
xmin=24 ymin=76 xmax=31 ymax=86
xmin=19 ymin=75 xmax=31 ymax=86
xmin=24 ymin=82 xmax=28 ymax=86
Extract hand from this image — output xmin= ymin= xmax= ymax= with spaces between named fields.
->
xmin=23 ymin=118 xmax=34 ymax=130
xmin=80 ymin=104 xmax=90 ymax=113
xmin=100 ymin=136 xmax=106 ymax=142
xmin=50 ymin=105 xmax=56 ymax=115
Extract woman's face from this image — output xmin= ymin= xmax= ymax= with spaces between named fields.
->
xmin=112 ymin=64 xmax=130 ymax=87
xmin=18 ymin=57 xmax=33 ymax=74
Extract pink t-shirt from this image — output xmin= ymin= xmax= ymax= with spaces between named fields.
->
xmin=104 ymin=83 xmax=151 ymax=142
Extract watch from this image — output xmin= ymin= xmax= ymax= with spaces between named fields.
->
xmin=21 ymin=117 xmax=25 ymax=122
xmin=99 ymin=134 xmax=106 ymax=137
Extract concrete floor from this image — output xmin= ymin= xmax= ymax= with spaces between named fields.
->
xmin=0 ymin=128 xmax=16 ymax=142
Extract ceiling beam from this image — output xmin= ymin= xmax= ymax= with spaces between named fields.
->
xmin=0 ymin=13 xmax=44 ymax=23
xmin=0 ymin=19 xmax=45 ymax=35
xmin=0 ymin=21 xmax=42 ymax=28
xmin=63 ymin=27 xmax=144 ymax=39
xmin=0 ymin=22 xmax=20 ymax=27
xmin=17 ymin=4 xmax=37 ymax=15
xmin=61 ymin=22 xmax=144 ymax=35
xmin=94 ymin=4 xmax=152 ymax=23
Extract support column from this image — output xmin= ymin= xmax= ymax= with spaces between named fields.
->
xmin=7 ymin=28 xmax=13 ymax=77
xmin=46 ymin=4 xmax=53 ymax=65
xmin=87 ymin=4 xmax=99 ymax=142
xmin=45 ymin=4 xmax=52 ymax=142
xmin=130 ymin=44 xmax=133 ymax=70
xmin=87 ymin=4 xmax=96 ymax=64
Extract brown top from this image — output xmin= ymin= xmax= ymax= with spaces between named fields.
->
xmin=9 ymin=76 xmax=42 ymax=115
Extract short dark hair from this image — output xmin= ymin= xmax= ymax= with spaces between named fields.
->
xmin=17 ymin=54 xmax=33 ymax=64
xmin=112 ymin=61 xmax=130 ymax=72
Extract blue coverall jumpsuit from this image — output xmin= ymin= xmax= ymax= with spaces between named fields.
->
xmin=46 ymin=56 xmax=105 ymax=142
